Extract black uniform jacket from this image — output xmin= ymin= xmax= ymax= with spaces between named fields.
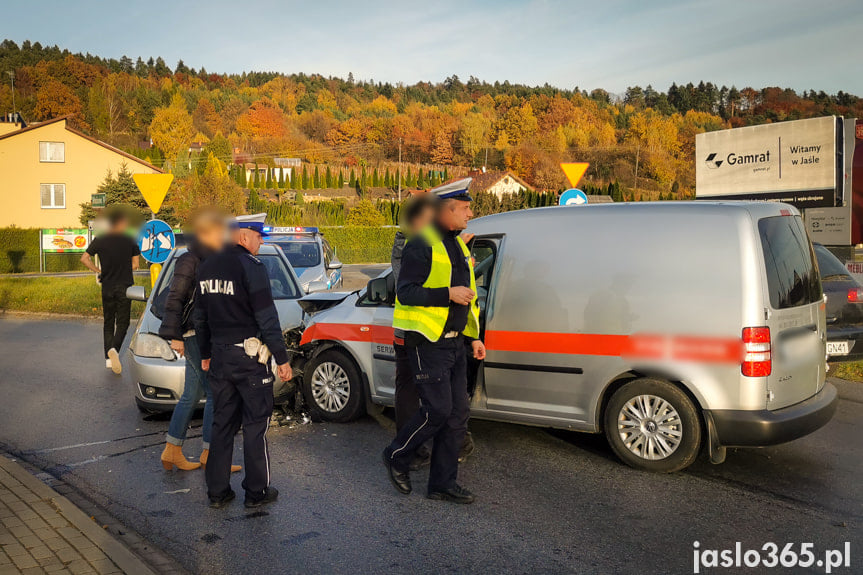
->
xmin=194 ymin=244 xmax=289 ymax=365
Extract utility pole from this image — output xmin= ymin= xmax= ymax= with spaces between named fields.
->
xmin=397 ymin=138 xmax=402 ymax=202
xmin=484 ymin=146 xmax=488 ymax=171
xmin=633 ymin=142 xmax=640 ymax=193
xmin=6 ymin=71 xmax=14 ymax=115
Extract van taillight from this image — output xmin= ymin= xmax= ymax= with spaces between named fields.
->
xmin=742 ymin=327 xmax=771 ymax=377
xmin=848 ymin=288 xmax=863 ymax=303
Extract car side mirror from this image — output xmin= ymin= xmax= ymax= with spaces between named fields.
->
xmin=367 ymin=277 xmax=389 ymax=303
xmin=126 ymin=285 xmax=147 ymax=302
xmin=327 ymin=259 xmax=343 ymax=270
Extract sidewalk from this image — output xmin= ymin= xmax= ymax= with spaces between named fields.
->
xmin=0 ymin=456 xmax=157 ymax=575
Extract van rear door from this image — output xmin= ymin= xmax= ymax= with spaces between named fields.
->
xmin=757 ymin=214 xmax=826 ymax=409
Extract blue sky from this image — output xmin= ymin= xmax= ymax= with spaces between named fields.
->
xmin=2 ymin=0 xmax=861 ymax=95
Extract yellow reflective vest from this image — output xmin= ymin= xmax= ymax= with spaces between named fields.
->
xmin=393 ymin=226 xmax=480 ymax=342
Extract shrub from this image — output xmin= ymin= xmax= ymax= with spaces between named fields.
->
xmin=346 ymin=200 xmax=386 ymax=226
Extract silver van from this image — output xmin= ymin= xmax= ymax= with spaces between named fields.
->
xmin=292 ymin=202 xmax=838 ymax=472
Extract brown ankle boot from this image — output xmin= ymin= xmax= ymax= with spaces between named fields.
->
xmin=200 ymin=449 xmax=242 ymax=473
xmin=160 ymin=443 xmax=201 ymax=471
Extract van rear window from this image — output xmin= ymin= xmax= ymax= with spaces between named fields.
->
xmin=758 ymin=215 xmax=821 ymax=309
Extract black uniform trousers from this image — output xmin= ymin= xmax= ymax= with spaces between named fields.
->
xmin=206 ymin=344 xmax=274 ymax=500
xmin=393 ymin=343 xmax=420 ymax=432
xmin=101 ymin=284 xmax=131 ymax=358
xmin=387 ymin=337 xmax=469 ymax=491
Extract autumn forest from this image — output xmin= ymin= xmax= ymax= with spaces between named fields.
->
xmin=3 ymin=39 xmax=862 ymax=205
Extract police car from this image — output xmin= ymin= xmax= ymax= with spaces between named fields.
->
xmin=265 ymin=227 xmax=343 ymax=293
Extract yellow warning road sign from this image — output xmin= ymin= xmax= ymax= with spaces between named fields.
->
xmin=560 ymin=163 xmax=590 ymax=188
xmin=132 ymin=173 xmax=174 ymax=214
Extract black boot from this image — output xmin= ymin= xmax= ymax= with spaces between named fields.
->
xmin=382 ymin=449 xmax=412 ymax=495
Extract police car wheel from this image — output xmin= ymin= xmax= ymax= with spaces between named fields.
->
xmin=603 ymin=378 xmax=701 ymax=473
xmin=302 ymin=350 xmax=365 ymax=423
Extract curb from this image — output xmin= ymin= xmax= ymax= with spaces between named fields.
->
xmin=1 ymin=455 xmax=160 ymax=575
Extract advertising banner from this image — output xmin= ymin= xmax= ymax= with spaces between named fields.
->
xmin=41 ymin=228 xmax=90 ymax=253
xmin=696 ymin=116 xmax=838 ymax=208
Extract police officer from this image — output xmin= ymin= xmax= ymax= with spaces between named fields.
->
xmin=196 ymin=221 xmax=292 ymax=509
xmin=382 ymin=178 xmax=486 ymax=504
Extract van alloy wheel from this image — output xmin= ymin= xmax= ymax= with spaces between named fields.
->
xmin=617 ymin=394 xmax=683 ymax=460
xmin=310 ymin=362 xmax=350 ymax=413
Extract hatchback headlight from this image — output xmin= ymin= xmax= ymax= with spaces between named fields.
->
xmin=131 ymin=333 xmax=176 ymax=360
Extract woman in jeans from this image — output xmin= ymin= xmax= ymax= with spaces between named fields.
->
xmin=158 ymin=211 xmax=239 ymax=472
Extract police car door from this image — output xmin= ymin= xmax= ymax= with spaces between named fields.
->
xmin=369 ymin=272 xmax=397 ymax=401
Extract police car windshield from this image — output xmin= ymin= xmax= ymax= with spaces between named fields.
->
xmin=269 ymin=239 xmax=321 ymax=269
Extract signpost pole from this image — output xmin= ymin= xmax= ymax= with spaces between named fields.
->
xmin=39 ymin=230 xmax=43 ymax=273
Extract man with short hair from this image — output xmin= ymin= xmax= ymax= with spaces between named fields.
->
xmin=81 ymin=210 xmax=139 ymax=374
xmin=382 ymin=178 xmax=486 ymax=504
xmin=196 ymin=221 xmax=292 ymax=509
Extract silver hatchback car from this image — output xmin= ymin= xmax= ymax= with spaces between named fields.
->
xmin=292 ymin=202 xmax=838 ymax=472
xmin=126 ymin=244 xmax=305 ymax=413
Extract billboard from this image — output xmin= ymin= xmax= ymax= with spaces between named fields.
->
xmin=696 ymin=116 xmax=838 ymax=208
xmin=41 ymin=228 xmax=89 ymax=253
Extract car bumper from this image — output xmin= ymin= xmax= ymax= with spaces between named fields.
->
xmin=128 ymin=351 xmax=295 ymax=412
xmin=128 ymin=352 xmax=195 ymax=411
xmin=826 ymin=324 xmax=863 ymax=362
xmin=706 ymin=383 xmax=838 ymax=447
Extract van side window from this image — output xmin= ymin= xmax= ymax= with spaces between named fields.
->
xmin=758 ymin=216 xmax=821 ymax=309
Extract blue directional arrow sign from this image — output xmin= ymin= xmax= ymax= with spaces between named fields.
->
xmin=137 ymin=219 xmax=175 ymax=264
xmin=560 ymin=188 xmax=589 ymax=206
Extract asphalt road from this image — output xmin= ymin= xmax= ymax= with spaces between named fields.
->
xmin=0 ymin=317 xmax=860 ymax=575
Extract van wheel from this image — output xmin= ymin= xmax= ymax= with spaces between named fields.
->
xmin=603 ymin=378 xmax=701 ymax=472
xmin=302 ymin=350 xmax=365 ymax=423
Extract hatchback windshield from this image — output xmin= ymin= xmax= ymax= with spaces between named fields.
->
xmin=758 ymin=215 xmax=822 ymax=309
xmin=152 ymin=251 xmax=301 ymax=319
xmin=269 ymin=240 xmax=321 ymax=269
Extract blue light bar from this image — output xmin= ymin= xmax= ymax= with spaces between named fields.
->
xmin=270 ymin=226 xmax=319 ymax=234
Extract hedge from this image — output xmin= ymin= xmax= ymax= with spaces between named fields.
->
xmin=0 ymin=225 xmax=395 ymax=272
xmin=321 ymin=226 xmax=397 ymax=264
xmin=0 ymin=228 xmax=87 ymax=273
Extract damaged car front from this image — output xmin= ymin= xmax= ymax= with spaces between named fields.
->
xmin=288 ymin=270 xmax=395 ymax=422
xmin=127 ymin=244 xmax=307 ymax=413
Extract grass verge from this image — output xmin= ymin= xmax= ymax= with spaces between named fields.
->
xmin=830 ymin=361 xmax=863 ymax=383
xmin=0 ymin=275 xmax=149 ymax=317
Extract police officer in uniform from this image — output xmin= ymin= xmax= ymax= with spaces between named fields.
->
xmin=196 ymin=221 xmax=292 ymax=509
xmin=382 ymin=178 xmax=486 ymax=504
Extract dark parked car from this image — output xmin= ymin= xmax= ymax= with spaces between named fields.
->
xmin=813 ymin=243 xmax=863 ymax=362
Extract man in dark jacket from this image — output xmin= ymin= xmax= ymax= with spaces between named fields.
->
xmin=196 ymin=221 xmax=292 ymax=509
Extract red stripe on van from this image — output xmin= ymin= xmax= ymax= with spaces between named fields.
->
xmin=300 ymin=324 xmax=741 ymax=364
xmin=485 ymin=330 xmax=628 ymax=356
xmin=485 ymin=330 xmax=742 ymax=364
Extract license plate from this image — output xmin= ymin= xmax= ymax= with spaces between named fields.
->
xmin=827 ymin=341 xmax=850 ymax=356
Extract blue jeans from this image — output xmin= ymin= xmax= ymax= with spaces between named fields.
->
xmin=166 ymin=335 xmax=213 ymax=449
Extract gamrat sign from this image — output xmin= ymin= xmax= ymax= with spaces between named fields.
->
xmin=696 ymin=116 xmax=838 ymax=208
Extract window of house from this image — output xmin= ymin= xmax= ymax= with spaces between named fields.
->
xmin=40 ymin=184 xmax=66 ymax=209
xmin=39 ymin=141 xmax=65 ymax=163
